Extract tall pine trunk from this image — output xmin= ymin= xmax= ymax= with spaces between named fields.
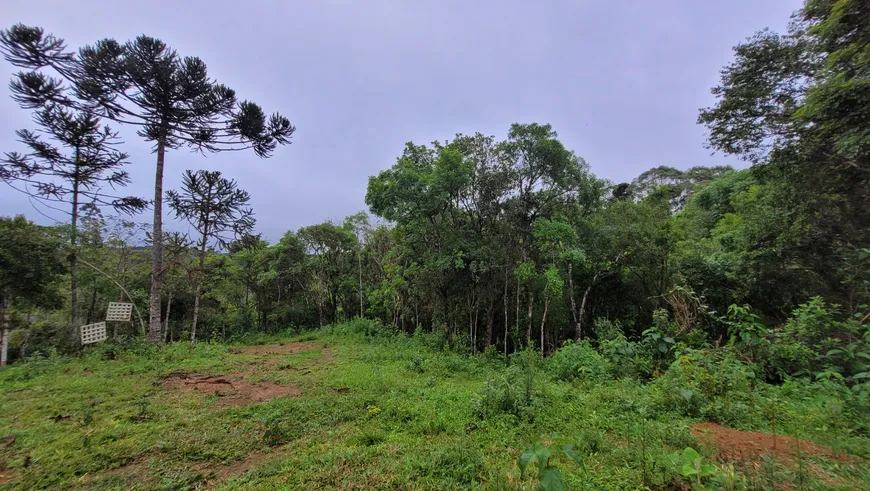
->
xmin=69 ymin=176 xmax=80 ymax=348
xmin=190 ymin=229 xmax=208 ymax=343
xmin=148 ymin=137 xmax=167 ymax=344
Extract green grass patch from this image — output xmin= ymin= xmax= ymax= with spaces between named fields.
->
xmin=0 ymin=326 xmax=867 ymax=490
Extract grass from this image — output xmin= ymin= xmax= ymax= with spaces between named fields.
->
xmin=0 ymin=322 xmax=867 ymax=490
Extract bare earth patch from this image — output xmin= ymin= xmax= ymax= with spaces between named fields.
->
xmin=230 ymin=342 xmax=336 ymax=373
xmin=692 ymin=422 xmax=852 ymax=463
xmin=0 ymin=470 xmax=13 ymax=487
xmin=162 ymin=372 xmax=301 ymax=406
xmin=229 ymin=342 xmax=318 ymax=356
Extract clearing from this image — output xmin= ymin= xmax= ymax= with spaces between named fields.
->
xmin=0 ymin=327 xmax=867 ymax=490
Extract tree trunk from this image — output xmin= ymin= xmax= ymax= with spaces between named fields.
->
xmin=317 ymin=281 xmax=325 ymax=327
xmin=164 ymin=289 xmax=173 ymax=343
xmin=568 ymin=262 xmax=578 ymax=327
xmin=526 ymin=290 xmax=534 ymax=343
xmin=473 ymin=300 xmax=479 ymax=354
xmin=468 ymin=290 xmax=475 ymax=353
xmin=148 ymin=136 xmax=167 ymax=344
xmin=574 ymin=250 xmax=624 ymax=340
xmin=190 ymin=232 xmax=208 ymax=343
xmin=69 ymin=176 xmax=80 ymax=349
xmin=1 ymin=295 xmax=10 ymax=366
xmin=358 ymin=250 xmax=364 ymax=317
xmin=515 ymin=277 xmax=521 ymax=341
xmin=86 ymin=286 xmax=97 ymax=324
xmin=503 ymin=273 xmax=509 ymax=357
xmin=486 ymin=298 xmax=494 ymax=347
xmin=540 ymin=298 xmax=549 ymax=356
xmin=576 ymin=285 xmax=592 ymax=340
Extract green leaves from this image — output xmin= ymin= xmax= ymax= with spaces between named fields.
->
xmin=538 ymin=467 xmax=564 ymax=491
xmin=518 ymin=440 xmax=585 ymax=491
xmin=669 ymin=447 xmax=720 ymax=487
xmin=517 ymin=444 xmax=550 ymax=478
xmin=166 ymin=170 xmax=255 ymax=250
xmin=561 ymin=444 xmax=584 ymax=468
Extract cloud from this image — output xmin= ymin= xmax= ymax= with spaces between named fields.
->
xmin=0 ymin=0 xmax=802 ymax=241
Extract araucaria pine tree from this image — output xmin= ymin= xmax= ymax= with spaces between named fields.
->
xmin=2 ymin=105 xmax=146 ymax=347
xmin=0 ymin=24 xmax=296 ymax=343
xmin=167 ymin=170 xmax=255 ymax=342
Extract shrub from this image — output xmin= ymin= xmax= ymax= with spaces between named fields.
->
xmin=413 ymin=326 xmax=448 ymax=351
xmin=593 ymin=317 xmax=622 ymax=342
xmin=327 ymin=317 xmax=389 ymax=337
xmin=548 ymin=340 xmax=611 ymax=383
xmin=599 ymin=335 xmax=652 ymax=380
xmin=472 ymin=347 xmax=542 ymax=421
xmin=472 ymin=373 xmax=532 ymax=421
xmin=761 ymin=298 xmax=869 ymax=384
xmin=405 ymin=354 xmax=426 ymax=374
xmin=652 ymin=348 xmax=757 ymax=423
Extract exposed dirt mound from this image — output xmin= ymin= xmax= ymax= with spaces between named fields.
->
xmin=163 ymin=372 xmax=300 ymax=405
xmin=691 ymin=423 xmax=851 ymax=463
xmin=229 ymin=342 xmax=318 ymax=356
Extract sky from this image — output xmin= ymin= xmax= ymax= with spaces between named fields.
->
xmin=1 ymin=0 xmax=803 ymax=242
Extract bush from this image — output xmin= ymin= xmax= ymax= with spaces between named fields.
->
xmin=652 ymin=348 xmax=757 ymax=423
xmin=548 ymin=340 xmax=611 ymax=383
xmin=599 ymin=334 xmax=652 ymax=380
xmin=593 ymin=317 xmax=622 ymax=342
xmin=413 ymin=326 xmax=448 ymax=351
xmin=326 ymin=317 xmax=390 ymax=337
xmin=769 ymin=298 xmax=869 ymax=384
xmin=472 ymin=347 xmax=541 ymax=421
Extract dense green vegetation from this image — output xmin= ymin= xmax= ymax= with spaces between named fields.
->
xmin=1 ymin=0 xmax=869 ymax=489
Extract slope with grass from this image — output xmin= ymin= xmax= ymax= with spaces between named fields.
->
xmin=0 ymin=320 xmax=868 ymax=490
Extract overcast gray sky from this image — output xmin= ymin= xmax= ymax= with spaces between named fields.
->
xmin=1 ymin=0 xmax=802 ymax=242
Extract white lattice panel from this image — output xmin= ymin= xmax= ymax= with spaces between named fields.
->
xmin=81 ymin=322 xmax=107 ymax=345
xmin=106 ymin=302 xmax=133 ymax=322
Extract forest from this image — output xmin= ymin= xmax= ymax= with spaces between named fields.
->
xmin=0 ymin=1 xmax=869 ymax=490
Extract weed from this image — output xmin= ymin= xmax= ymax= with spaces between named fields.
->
xmin=668 ymin=447 xmax=720 ymax=490
xmin=133 ymin=393 xmax=152 ymax=422
xmin=260 ymin=417 xmax=285 ymax=446
xmin=518 ymin=439 xmax=585 ymax=491
xmin=354 ymin=429 xmax=386 ymax=446
xmin=406 ymin=354 xmax=426 ymax=374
